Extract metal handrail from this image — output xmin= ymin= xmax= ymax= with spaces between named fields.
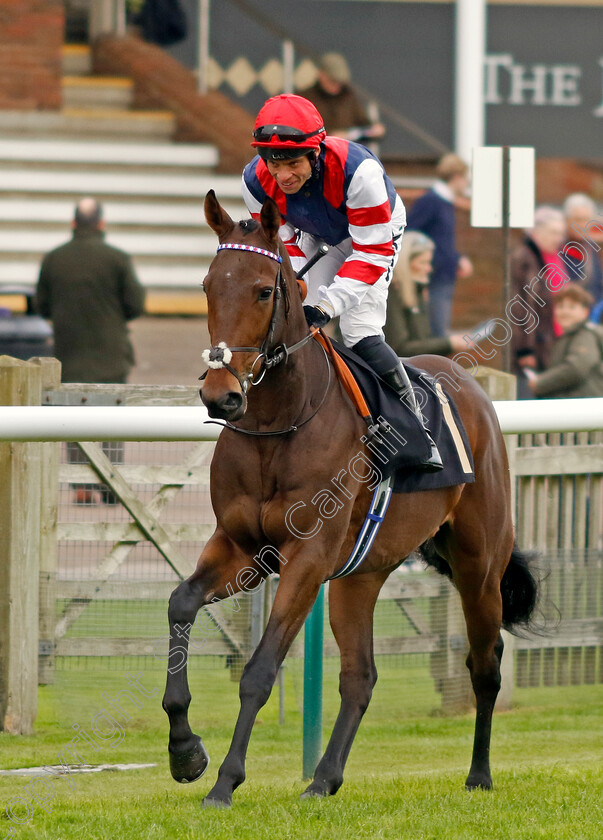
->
xmin=88 ymin=0 xmax=126 ymax=40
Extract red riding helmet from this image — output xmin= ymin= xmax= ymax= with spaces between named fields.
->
xmin=251 ymin=94 xmax=326 ymax=161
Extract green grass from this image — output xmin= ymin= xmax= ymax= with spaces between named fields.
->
xmin=55 ymin=593 xmax=424 ymax=639
xmin=1 ymin=666 xmax=602 ymax=840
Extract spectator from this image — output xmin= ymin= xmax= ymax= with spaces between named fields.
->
xmin=562 ymin=193 xmax=603 ymax=305
xmin=36 ymin=197 xmax=146 ymax=503
xmin=384 ymin=231 xmax=473 ymax=358
xmin=299 ymin=52 xmax=385 ymax=146
xmin=133 ymin=0 xmax=188 ymax=46
xmin=405 ymin=153 xmax=473 ymax=337
xmin=523 ymin=284 xmax=603 ymax=399
xmin=36 ymin=197 xmax=145 ymax=383
xmin=510 ymin=206 xmax=567 ymax=399
xmin=590 ymin=298 xmax=603 ymax=325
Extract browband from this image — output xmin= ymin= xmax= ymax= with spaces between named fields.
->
xmin=217 ymin=243 xmax=282 ymax=263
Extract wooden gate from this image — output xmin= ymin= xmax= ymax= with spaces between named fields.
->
xmin=40 ymin=380 xmax=256 ymax=683
xmin=514 ymin=430 xmax=603 ymax=685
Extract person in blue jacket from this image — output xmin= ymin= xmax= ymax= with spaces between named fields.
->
xmin=406 ymin=154 xmax=473 ymax=337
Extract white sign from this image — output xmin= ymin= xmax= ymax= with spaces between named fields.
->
xmin=471 ymin=146 xmax=535 ymax=229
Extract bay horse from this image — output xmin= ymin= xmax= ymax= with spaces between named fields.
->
xmin=162 ymin=191 xmax=538 ymax=807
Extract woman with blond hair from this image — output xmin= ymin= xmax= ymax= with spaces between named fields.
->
xmin=384 ymin=230 xmax=470 ymax=358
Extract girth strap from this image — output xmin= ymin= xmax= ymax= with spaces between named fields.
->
xmin=329 ymin=476 xmax=393 ymax=579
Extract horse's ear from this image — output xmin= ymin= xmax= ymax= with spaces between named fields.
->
xmin=204 ymin=190 xmax=235 ymax=238
xmin=260 ymin=197 xmax=281 ymax=243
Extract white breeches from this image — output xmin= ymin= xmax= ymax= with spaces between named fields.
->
xmin=295 ymin=199 xmax=405 ymax=348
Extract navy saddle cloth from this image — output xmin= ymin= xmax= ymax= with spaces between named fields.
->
xmin=332 ymin=342 xmax=475 ymax=493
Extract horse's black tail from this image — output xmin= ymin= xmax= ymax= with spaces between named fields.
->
xmin=419 ymin=539 xmax=540 ymax=633
xmin=500 ymin=544 xmax=540 ymax=631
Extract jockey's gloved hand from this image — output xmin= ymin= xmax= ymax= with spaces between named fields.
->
xmin=303 ymin=305 xmax=331 ymax=328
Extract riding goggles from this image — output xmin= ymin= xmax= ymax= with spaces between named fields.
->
xmin=252 ymin=124 xmax=325 ymax=144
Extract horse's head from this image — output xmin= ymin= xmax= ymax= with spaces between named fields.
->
xmin=200 ymin=190 xmax=298 ymax=421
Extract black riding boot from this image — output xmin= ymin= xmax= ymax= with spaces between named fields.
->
xmin=353 ymin=335 xmax=443 ymax=472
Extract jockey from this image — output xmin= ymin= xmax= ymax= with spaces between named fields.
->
xmin=242 ymin=94 xmax=442 ymax=471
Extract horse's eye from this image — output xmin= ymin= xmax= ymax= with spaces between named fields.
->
xmin=200 ymin=279 xmax=207 ymax=294
xmin=258 ymin=288 xmax=273 ymax=301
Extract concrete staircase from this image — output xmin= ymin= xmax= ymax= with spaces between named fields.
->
xmin=1 ymin=46 xmax=177 ymax=143
xmin=0 ymin=46 xmax=248 ymax=313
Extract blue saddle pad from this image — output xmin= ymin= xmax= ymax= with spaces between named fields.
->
xmin=332 ymin=342 xmax=475 ymax=493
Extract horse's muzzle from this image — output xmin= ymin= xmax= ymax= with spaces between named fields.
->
xmin=200 ymin=387 xmax=246 ymax=421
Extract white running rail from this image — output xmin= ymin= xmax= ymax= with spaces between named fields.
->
xmin=0 ymin=399 xmax=602 ymax=441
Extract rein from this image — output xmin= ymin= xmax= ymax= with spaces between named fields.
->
xmin=206 ymin=341 xmax=331 ymax=436
xmin=202 ymin=242 xmax=330 ymax=436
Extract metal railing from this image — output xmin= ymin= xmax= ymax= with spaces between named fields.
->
xmin=89 ymin=0 xmax=127 ymax=39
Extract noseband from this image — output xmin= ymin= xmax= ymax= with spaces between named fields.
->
xmin=201 ymin=242 xmax=315 ymax=393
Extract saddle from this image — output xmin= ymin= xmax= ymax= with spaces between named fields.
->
xmin=314 ymin=331 xmax=475 ymax=494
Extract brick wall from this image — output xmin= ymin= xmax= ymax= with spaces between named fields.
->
xmin=0 ymin=1 xmax=63 ymax=110
xmin=93 ymin=34 xmax=255 ymax=174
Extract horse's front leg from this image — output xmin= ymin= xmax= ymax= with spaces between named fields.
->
xmin=203 ymin=549 xmax=326 ymax=808
xmin=162 ymin=529 xmax=255 ymax=784
xmin=302 ymin=570 xmax=388 ymax=798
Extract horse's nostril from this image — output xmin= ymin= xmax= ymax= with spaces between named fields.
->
xmin=221 ymin=392 xmax=243 ymax=412
xmin=200 ymin=388 xmax=245 ymax=421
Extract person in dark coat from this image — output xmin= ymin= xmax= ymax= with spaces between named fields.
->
xmin=510 ymin=206 xmax=567 ymax=399
xmin=384 ymin=231 xmax=470 ymax=358
xmin=36 ymin=197 xmax=145 ymax=384
xmin=36 ymin=197 xmax=146 ymax=504
xmin=524 ymin=284 xmax=603 ymax=399
xmin=405 ymin=153 xmax=473 ymax=337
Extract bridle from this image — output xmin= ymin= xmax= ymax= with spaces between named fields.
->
xmin=201 ymin=242 xmax=317 ymax=393
xmin=201 ymin=241 xmax=330 ymax=436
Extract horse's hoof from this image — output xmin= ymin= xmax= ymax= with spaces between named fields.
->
xmin=465 ymin=775 xmax=492 ymax=791
xmin=202 ymin=795 xmax=232 ymax=809
xmin=300 ymin=783 xmax=329 ymax=800
xmin=169 ymin=736 xmax=210 ymax=783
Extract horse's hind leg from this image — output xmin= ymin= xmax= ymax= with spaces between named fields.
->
xmin=435 ymin=505 xmax=513 ymax=790
xmin=302 ymin=571 xmax=388 ymax=799
xmin=466 ymin=628 xmax=505 ymax=790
